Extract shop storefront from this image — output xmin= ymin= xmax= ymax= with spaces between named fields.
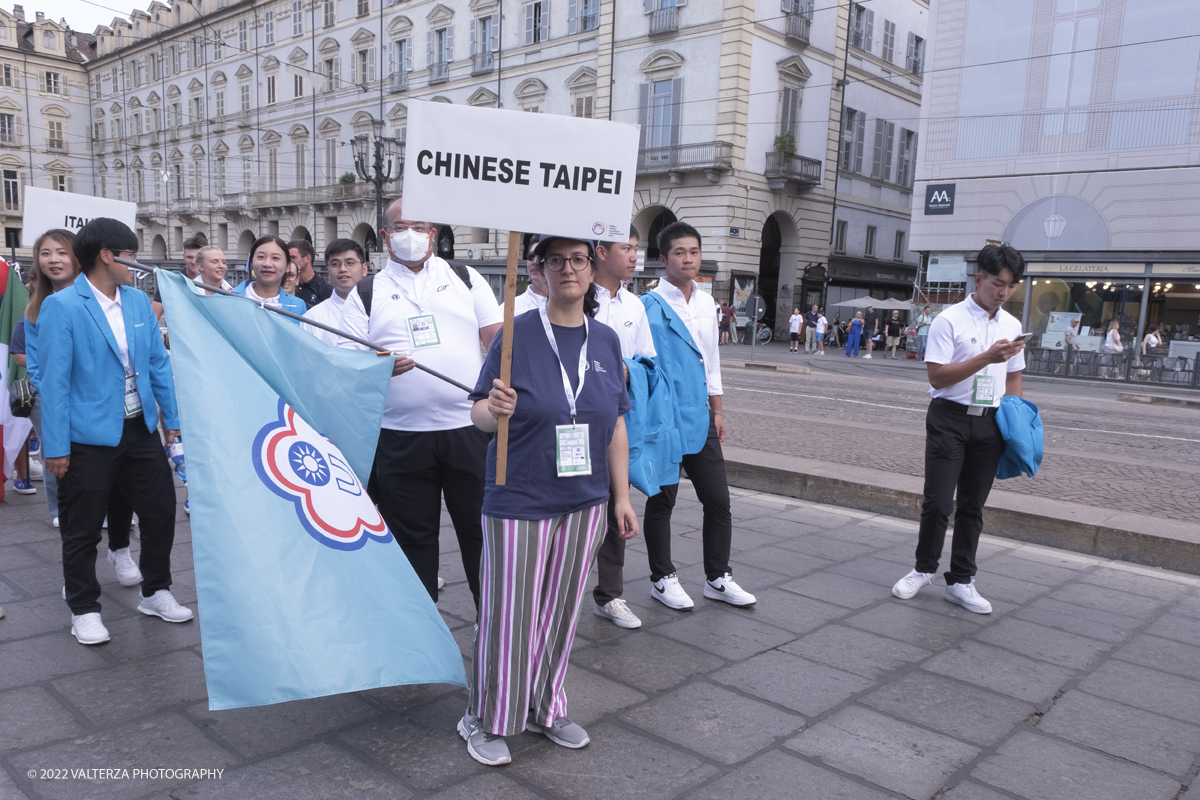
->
xmin=825 ymin=258 xmax=917 ymax=310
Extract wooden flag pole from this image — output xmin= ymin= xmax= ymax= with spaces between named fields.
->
xmin=495 ymin=231 xmax=522 ymax=485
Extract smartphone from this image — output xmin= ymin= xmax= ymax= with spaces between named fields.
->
xmin=1017 ymin=332 xmax=1035 ymax=343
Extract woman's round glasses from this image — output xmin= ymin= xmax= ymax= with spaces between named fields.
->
xmin=544 ymin=255 xmax=593 ymax=272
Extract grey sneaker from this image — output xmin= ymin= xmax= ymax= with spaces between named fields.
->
xmin=458 ymin=713 xmax=511 ymax=766
xmin=594 ymin=598 xmax=642 ymax=629
xmin=526 ymin=714 xmax=590 ymax=749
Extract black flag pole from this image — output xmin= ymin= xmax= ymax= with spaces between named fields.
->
xmin=118 ymin=257 xmax=474 ymax=394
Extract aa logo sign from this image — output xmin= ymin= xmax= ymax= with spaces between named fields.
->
xmin=925 ymin=183 xmax=956 ymax=215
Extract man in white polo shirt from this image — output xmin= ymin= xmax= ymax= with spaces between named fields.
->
xmin=892 ymin=244 xmax=1027 ymax=614
xmin=301 ymin=239 xmax=368 ymax=346
xmin=339 ymin=199 xmax=503 ymax=607
xmin=512 ymin=248 xmax=547 ymax=316
xmin=589 ymin=224 xmax=656 ymax=629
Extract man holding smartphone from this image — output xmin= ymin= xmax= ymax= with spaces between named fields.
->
xmin=891 ymin=244 xmax=1027 ymax=614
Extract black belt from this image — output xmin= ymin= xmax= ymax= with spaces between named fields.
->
xmin=931 ymin=397 xmax=997 ymax=417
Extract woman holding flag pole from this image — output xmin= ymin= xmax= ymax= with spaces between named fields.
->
xmin=461 ymin=233 xmax=639 ymax=766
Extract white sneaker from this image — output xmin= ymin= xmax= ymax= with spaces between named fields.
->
xmin=137 ymin=590 xmax=194 ymax=623
xmin=704 ymin=573 xmax=757 ymax=607
xmin=863 ymin=354 xmax=873 ymax=359
xmin=52 ymin=516 xmax=59 ymax=528
xmin=892 ymin=569 xmax=935 ymax=599
xmin=28 ymin=459 xmax=43 ymax=481
xmin=945 ymin=580 xmax=992 ymax=614
xmin=651 ymin=574 xmax=694 ymax=610
xmin=437 ymin=576 xmax=445 ymax=590
xmin=107 ymin=547 xmax=142 ymax=587
xmin=71 ymin=612 xmax=110 ymax=645
xmin=594 ymin=598 xmax=642 ymax=629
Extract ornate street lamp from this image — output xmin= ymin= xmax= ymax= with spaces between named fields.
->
xmin=352 ymin=118 xmax=402 ymax=252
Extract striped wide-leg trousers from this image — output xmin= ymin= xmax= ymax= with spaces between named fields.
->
xmin=468 ymin=503 xmax=607 ymax=737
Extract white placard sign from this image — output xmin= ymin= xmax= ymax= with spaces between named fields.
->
xmin=23 ymin=186 xmax=136 ymax=244
xmin=403 ymin=101 xmax=640 ymax=242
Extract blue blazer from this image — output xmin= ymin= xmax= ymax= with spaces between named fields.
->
xmin=623 ymin=355 xmax=683 ymax=497
xmin=34 ymin=273 xmax=180 ymax=458
xmin=641 ymin=291 xmax=711 ymax=456
xmin=996 ymin=395 xmax=1043 ymax=479
xmin=230 ymin=280 xmax=306 ymax=321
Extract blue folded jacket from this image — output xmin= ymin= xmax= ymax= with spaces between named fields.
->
xmin=996 ymin=395 xmax=1043 ymax=479
xmin=623 ymin=355 xmax=683 ymax=497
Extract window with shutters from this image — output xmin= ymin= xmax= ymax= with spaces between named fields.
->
xmin=53 ymin=173 xmax=67 ymax=192
xmin=357 ymin=0 xmax=369 ymax=16
xmin=265 ymin=10 xmax=275 ymax=44
xmin=214 ymin=33 xmax=223 ymax=60
xmin=392 ymin=37 xmax=413 ymax=76
xmin=323 ymin=137 xmax=337 ymax=181
xmin=428 ymin=27 xmax=452 ymax=82
xmin=906 ymin=33 xmax=924 ymax=76
xmin=471 ymin=16 xmax=498 ymax=54
xmin=267 ymin=75 xmax=277 ymax=103
xmin=0 ymin=23 xmax=6 ymax=40
xmin=573 ymin=95 xmax=593 ymax=118
xmin=241 ymin=83 xmax=251 ymax=111
xmin=215 ymin=157 xmax=226 ymax=195
xmin=187 ymin=160 xmax=198 ymax=198
xmin=646 ymin=79 xmax=679 ymax=150
xmin=152 ymin=107 xmax=161 ymax=131
xmin=154 ymin=170 xmax=162 ymax=201
xmin=323 ymin=0 xmax=335 ymax=27
xmin=115 ymin=172 xmax=124 ymax=202
xmin=352 ymin=48 xmax=374 ymax=86
xmin=865 ymin=226 xmax=876 ymax=258
xmin=111 ymin=66 xmax=119 ymax=92
xmin=171 ymin=103 xmax=182 ymax=127
xmin=242 ymin=155 xmax=252 ymax=191
xmin=570 ymin=0 xmax=598 ymax=34
xmin=850 ymin=3 xmax=873 ymax=52
xmin=833 ymin=220 xmax=847 ymax=253
xmin=871 ymin=118 xmax=894 ymax=181
xmin=294 ymin=73 xmax=304 ymax=97
xmin=100 ymin=174 xmax=108 ymax=199
xmin=122 ymin=63 xmax=131 ymax=91
xmin=90 ymin=73 xmax=99 ymax=97
xmin=779 ymin=86 xmax=800 ymax=137
xmin=293 ymin=0 xmax=304 ymax=35
xmin=192 ymin=96 xmax=203 ymax=121
xmin=881 ymin=20 xmax=895 ymax=63
xmin=322 ymin=57 xmax=340 ymax=92
xmin=839 ymin=108 xmax=865 ymax=173
xmin=893 ymin=231 xmax=905 ymax=261
xmin=150 ymin=54 xmax=161 ymax=81
xmin=0 ymin=114 xmax=14 ymax=145
xmin=295 ymin=142 xmax=306 ymax=188
xmin=216 ymin=90 xmax=225 ymax=116
xmin=524 ymin=1 xmax=549 ymax=45
xmin=43 ymin=30 xmax=56 ymax=49
xmin=47 ymin=120 xmax=64 ymax=152
xmin=132 ymin=112 xmax=141 ymax=134
xmin=133 ymin=171 xmax=143 ymax=200
xmin=192 ymin=37 xmax=202 ymax=66
xmin=172 ymin=163 xmax=182 ymax=200
xmin=44 ymin=71 xmax=62 ymax=95
xmin=239 ymin=20 xmax=248 ymax=51
xmin=895 ymin=128 xmax=916 ymax=186
xmin=1 ymin=170 xmax=16 ymax=209
xmin=267 ymin=148 xmax=279 ymax=190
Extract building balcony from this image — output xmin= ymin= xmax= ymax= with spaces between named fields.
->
xmin=430 ymin=60 xmax=449 ymax=85
xmin=390 ymin=71 xmax=409 ymax=93
xmin=637 ymin=140 xmax=732 ymax=183
xmin=0 ymin=133 xmax=18 ymax=148
xmin=649 ymin=6 xmax=677 ymax=35
xmin=236 ymin=110 xmax=252 ymax=128
xmin=764 ymin=150 xmax=822 ymax=191
xmin=251 ymin=181 xmax=374 ymax=212
xmin=173 ymin=196 xmax=204 ymax=218
xmin=784 ymin=12 xmax=811 ymax=44
xmin=213 ymin=117 xmax=225 ymax=133
xmin=136 ymin=200 xmax=166 ymax=220
xmin=190 ymin=121 xmax=203 ymax=138
xmin=472 ymin=51 xmax=493 ymax=76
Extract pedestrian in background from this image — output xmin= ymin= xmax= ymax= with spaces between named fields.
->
xmin=513 ymin=247 xmax=548 ymax=315
xmin=1102 ymin=319 xmax=1123 ymax=378
xmin=886 ymin=310 xmax=904 ymax=359
xmin=892 ymin=243 xmax=1027 ymax=615
xmin=280 ymin=261 xmax=300 ymax=297
xmin=462 ymin=234 xmax=637 ymax=766
xmin=815 ymin=307 xmax=827 ymax=355
xmin=1142 ymin=324 xmax=1162 ymax=355
xmin=287 ymin=239 xmax=333 ymax=311
xmin=1063 ymin=317 xmax=1081 ymax=375
xmin=231 ymin=236 xmax=306 ymax=318
xmin=719 ymin=302 xmax=734 ymax=345
xmin=846 ymin=312 xmax=863 ymax=357
xmin=193 ymin=246 xmax=232 ymax=295
xmin=916 ymin=305 xmax=934 ymax=361
xmin=151 ymin=234 xmax=206 ymax=319
xmin=788 ymin=307 xmax=803 ymax=353
xmin=864 ymin=305 xmax=879 ymax=359
xmin=829 ymin=311 xmax=842 ymax=348
xmin=803 ymin=304 xmax=819 ymax=353
xmin=37 ymin=218 xmax=193 ymax=645
xmin=300 ymin=239 xmax=369 ymax=347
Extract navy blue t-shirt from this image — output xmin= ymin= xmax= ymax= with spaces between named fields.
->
xmin=470 ymin=310 xmax=631 ymax=521
xmin=10 ymin=317 xmax=25 ymax=355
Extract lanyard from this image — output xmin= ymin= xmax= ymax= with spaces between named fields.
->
xmin=539 ymin=305 xmax=588 ymax=426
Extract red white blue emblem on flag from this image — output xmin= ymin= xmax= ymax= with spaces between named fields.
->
xmin=253 ymin=400 xmax=391 ymax=550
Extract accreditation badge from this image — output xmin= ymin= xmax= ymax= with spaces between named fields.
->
xmin=407 ymin=314 xmax=442 ymax=348
xmin=124 ymin=373 xmax=143 ymax=416
xmin=554 ymin=424 xmax=592 ymax=477
xmin=970 ymin=372 xmax=996 ymax=406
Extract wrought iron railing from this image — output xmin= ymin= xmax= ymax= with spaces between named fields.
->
xmin=472 ymin=51 xmax=493 ymax=75
xmin=785 ymin=12 xmax=811 ymax=43
xmin=251 ymin=181 xmax=374 ymax=207
xmin=637 ymin=140 xmax=733 ymax=173
xmin=430 ymin=60 xmax=449 ymax=84
xmin=649 ymin=6 xmax=677 ymax=34
xmin=764 ymin=151 xmax=822 ymax=187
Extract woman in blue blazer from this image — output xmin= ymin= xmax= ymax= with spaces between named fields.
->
xmin=230 ymin=235 xmax=306 ymax=319
xmin=37 ymin=218 xmax=193 ymax=645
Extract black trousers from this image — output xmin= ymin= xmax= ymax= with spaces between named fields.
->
xmin=372 ymin=426 xmax=487 ymax=608
xmin=592 ymin=492 xmax=625 ymax=606
xmin=915 ymin=400 xmax=1005 ymax=585
xmin=643 ymin=417 xmax=733 ymax=583
xmin=59 ymin=418 xmax=177 ymax=614
xmin=105 ymin=492 xmax=135 ymax=552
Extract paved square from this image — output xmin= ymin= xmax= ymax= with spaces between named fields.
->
xmin=2 ymin=483 xmax=1199 ymax=799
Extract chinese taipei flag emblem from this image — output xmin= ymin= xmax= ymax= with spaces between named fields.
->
xmin=158 ymin=270 xmax=466 ymax=710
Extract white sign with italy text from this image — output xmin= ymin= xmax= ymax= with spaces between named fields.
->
xmin=23 ymin=187 xmax=136 ymax=244
xmin=402 ymin=101 xmax=640 ymax=243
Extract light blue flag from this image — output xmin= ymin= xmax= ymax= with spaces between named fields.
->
xmin=158 ymin=270 xmax=467 ymax=710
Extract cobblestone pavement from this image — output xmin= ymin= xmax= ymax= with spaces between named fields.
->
xmin=718 ymin=342 xmax=1200 ymax=523
xmin=2 ymin=484 xmax=1199 ymax=799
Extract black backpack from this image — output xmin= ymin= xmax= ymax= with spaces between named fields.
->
xmin=355 ymin=260 xmax=472 ymax=316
